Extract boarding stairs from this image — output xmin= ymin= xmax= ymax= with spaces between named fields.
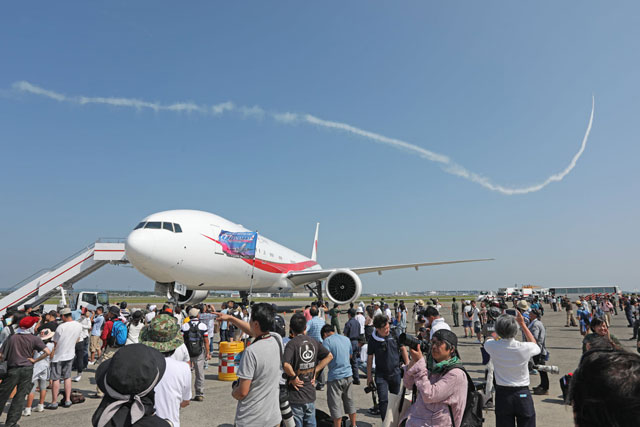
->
xmin=0 ymin=239 xmax=128 ymax=315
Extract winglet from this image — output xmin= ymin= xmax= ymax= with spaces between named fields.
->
xmin=311 ymin=222 xmax=319 ymax=262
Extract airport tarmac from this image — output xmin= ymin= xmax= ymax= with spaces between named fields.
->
xmin=6 ymin=302 xmax=637 ymax=427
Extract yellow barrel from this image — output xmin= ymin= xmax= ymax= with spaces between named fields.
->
xmin=218 ymin=341 xmax=245 ymax=381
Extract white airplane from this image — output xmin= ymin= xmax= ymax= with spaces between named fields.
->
xmin=125 ymin=209 xmax=492 ymax=305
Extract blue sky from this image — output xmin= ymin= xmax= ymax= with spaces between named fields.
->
xmin=1 ymin=2 xmax=639 ymax=293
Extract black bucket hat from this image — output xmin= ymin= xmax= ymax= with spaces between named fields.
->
xmin=94 ymin=344 xmax=166 ymax=427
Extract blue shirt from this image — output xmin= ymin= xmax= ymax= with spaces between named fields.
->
xmin=91 ymin=315 xmax=104 ymax=336
xmin=306 ymin=317 xmax=326 ymax=342
xmin=322 ymin=333 xmax=353 ymax=381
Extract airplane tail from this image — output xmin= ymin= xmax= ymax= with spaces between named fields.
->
xmin=311 ymin=223 xmax=319 ymax=262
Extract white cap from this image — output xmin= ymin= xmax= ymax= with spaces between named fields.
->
xmin=149 ymin=305 xmax=157 ymax=311
xmin=356 ymin=307 xmax=363 ymax=313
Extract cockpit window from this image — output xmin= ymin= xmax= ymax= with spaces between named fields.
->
xmin=145 ymin=221 xmax=161 ymax=229
xmin=134 ymin=222 xmax=146 ymax=230
xmin=162 ymin=222 xmax=174 ymax=232
xmin=174 ymin=223 xmax=182 ymax=233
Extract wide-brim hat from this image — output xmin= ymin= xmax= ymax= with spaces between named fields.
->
xmin=356 ymin=307 xmax=363 ymax=313
xmin=39 ymin=328 xmax=55 ymax=340
xmin=96 ymin=344 xmax=166 ymax=396
xmin=417 ymin=300 xmax=425 ymax=306
xmin=139 ymin=313 xmax=184 ymax=353
xmin=517 ymin=300 xmax=530 ymax=311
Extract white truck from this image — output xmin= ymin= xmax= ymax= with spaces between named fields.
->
xmin=42 ymin=288 xmax=109 ymax=313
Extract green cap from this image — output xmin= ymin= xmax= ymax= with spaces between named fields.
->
xmin=139 ymin=313 xmax=184 ymax=353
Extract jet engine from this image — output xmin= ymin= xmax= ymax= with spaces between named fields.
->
xmin=325 ymin=269 xmax=362 ymax=305
xmin=176 ymin=289 xmax=209 ymax=305
xmin=154 ymin=282 xmax=209 ymax=305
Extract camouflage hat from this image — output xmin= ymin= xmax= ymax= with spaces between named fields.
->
xmin=139 ymin=313 xmax=184 ymax=352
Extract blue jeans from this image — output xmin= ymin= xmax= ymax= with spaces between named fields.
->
xmin=291 ymin=401 xmax=316 ymax=427
xmin=375 ymin=372 xmax=401 ymax=421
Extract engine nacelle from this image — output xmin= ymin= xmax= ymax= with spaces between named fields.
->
xmin=176 ymin=289 xmax=209 ymax=305
xmin=325 ymin=269 xmax=362 ymax=305
xmin=155 ymin=282 xmax=209 ymax=305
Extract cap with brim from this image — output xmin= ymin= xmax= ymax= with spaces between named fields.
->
xmin=59 ymin=308 xmax=72 ymax=316
xmin=356 ymin=307 xmax=363 ymax=313
xmin=109 ymin=306 xmax=120 ymax=316
xmin=188 ymin=308 xmax=200 ymax=318
xmin=433 ymin=329 xmax=460 ymax=358
xmin=530 ymin=308 xmax=541 ymax=318
xmin=139 ymin=313 xmax=184 ymax=353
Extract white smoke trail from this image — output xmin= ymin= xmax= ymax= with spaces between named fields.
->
xmin=12 ymin=81 xmax=594 ymax=195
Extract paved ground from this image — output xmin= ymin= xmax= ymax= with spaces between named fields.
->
xmin=6 ymin=302 xmax=636 ymax=426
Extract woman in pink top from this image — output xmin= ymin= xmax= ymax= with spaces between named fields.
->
xmin=401 ymin=329 xmax=468 ymax=427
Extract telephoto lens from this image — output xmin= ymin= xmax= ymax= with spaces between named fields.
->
xmin=534 ymin=365 xmax=560 ymax=374
xmin=398 ymin=333 xmax=429 ymax=353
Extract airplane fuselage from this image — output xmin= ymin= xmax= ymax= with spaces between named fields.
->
xmin=125 ymin=210 xmax=321 ymax=293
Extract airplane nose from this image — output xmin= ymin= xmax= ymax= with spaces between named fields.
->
xmin=125 ymin=230 xmax=155 ymax=267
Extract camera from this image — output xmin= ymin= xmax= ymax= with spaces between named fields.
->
xmin=364 ymin=383 xmax=376 ymax=394
xmin=399 ymin=333 xmax=429 ymax=353
xmin=505 ymin=309 xmax=517 ymax=316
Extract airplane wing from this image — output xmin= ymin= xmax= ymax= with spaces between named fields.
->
xmin=286 ymin=258 xmax=494 ymax=287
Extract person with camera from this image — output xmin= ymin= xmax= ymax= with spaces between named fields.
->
xmin=484 ymin=311 xmax=540 ymax=427
xmin=366 ymin=314 xmax=409 ymax=421
xmin=401 ymin=329 xmax=468 ymax=427
xmin=217 ymin=303 xmax=283 ymax=427
xmin=527 ymin=309 xmax=549 ymax=395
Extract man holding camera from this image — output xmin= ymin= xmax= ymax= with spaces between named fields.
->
xmin=366 ymin=314 xmax=409 ymax=421
xmin=484 ymin=310 xmax=540 ymax=427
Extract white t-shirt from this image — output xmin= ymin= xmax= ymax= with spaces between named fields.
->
xmin=79 ymin=317 xmax=92 ymax=340
xmin=356 ymin=314 xmax=366 ymax=334
xmin=52 ymin=321 xmax=83 ymax=363
xmin=484 ymin=338 xmax=541 ymax=386
xmin=384 ymin=308 xmax=392 ymax=321
xmin=171 ymin=344 xmax=191 ymax=363
xmin=463 ymin=305 xmax=472 ymax=318
xmin=470 ymin=306 xmax=480 ymax=322
xmin=146 ymin=311 xmax=156 ymax=323
xmin=154 ymin=357 xmax=192 ymax=427
xmin=126 ymin=322 xmax=144 ymax=345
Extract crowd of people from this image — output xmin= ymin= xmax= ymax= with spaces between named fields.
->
xmin=0 ymin=292 xmax=637 ymax=427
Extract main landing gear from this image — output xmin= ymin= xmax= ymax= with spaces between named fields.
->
xmin=305 ymin=281 xmax=324 ymax=304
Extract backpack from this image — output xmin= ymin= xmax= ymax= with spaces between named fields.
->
xmin=185 ymin=322 xmax=204 ymax=357
xmin=109 ymin=321 xmax=128 ymax=347
xmin=315 ymin=409 xmax=348 ymax=427
xmin=272 ymin=314 xmax=286 ymax=338
xmin=446 ymin=366 xmax=484 ymax=427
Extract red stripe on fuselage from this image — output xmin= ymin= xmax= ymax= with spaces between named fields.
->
xmin=201 ymin=234 xmax=317 ymax=273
